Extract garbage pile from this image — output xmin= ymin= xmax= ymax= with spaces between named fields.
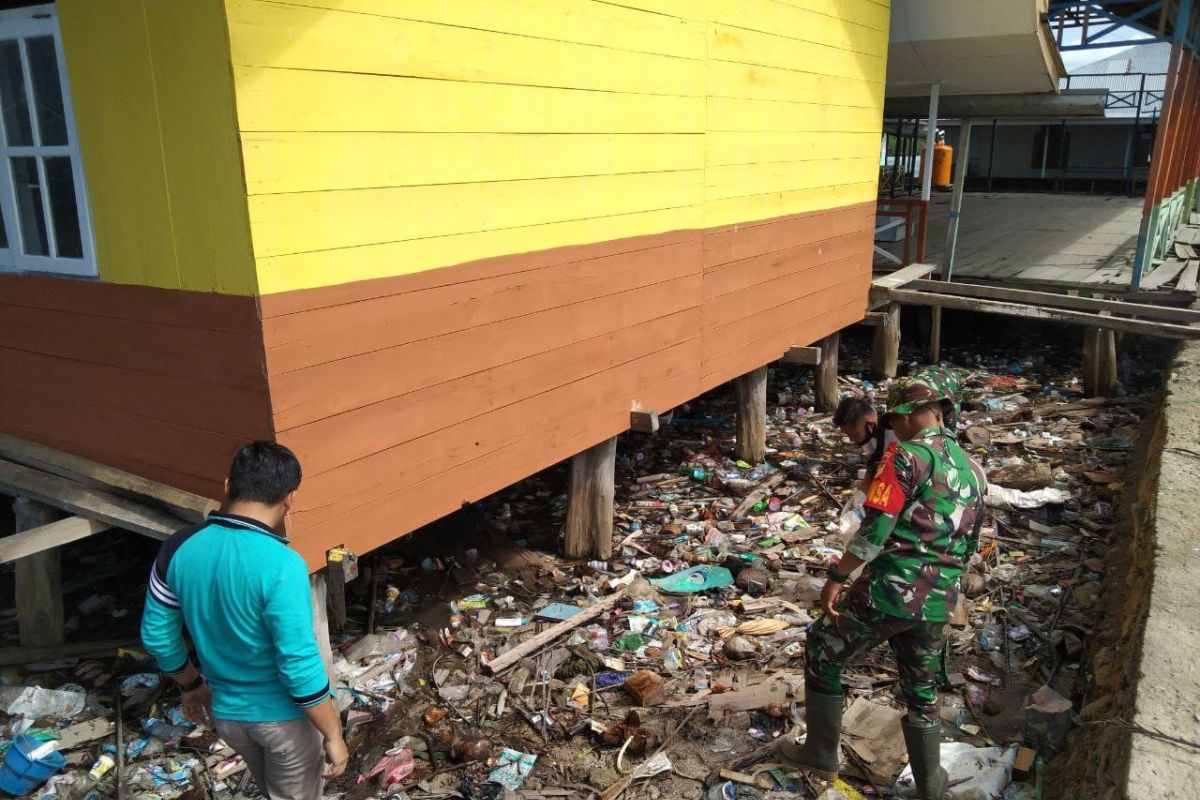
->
xmin=0 ymin=336 xmax=1154 ymax=800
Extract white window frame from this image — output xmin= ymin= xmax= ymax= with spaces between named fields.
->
xmin=0 ymin=3 xmax=95 ymax=277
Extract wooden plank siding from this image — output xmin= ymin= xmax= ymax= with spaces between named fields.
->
xmin=260 ymin=202 xmax=875 ymax=565
xmin=225 ymin=0 xmax=888 ymax=294
xmin=0 ymin=276 xmax=273 ymax=499
xmin=223 ymin=0 xmax=890 ymax=565
xmin=56 ymin=0 xmax=257 ymax=294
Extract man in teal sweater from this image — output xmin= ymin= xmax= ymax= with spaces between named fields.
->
xmin=142 ymin=442 xmax=346 ymax=800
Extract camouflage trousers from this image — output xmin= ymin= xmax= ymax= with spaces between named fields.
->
xmin=805 ymin=578 xmax=946 ymax=721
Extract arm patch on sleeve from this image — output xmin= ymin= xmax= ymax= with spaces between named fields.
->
xmin=864 ymin=442 xmax=906 ymax=515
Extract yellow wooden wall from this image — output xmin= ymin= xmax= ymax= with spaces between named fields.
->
xmin=225 ymin=0 xmax=889 ymax=295
xmin=56 ymin=0 xmax=256 ymax=294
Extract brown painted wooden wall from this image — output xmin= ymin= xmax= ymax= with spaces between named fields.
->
xmin=0 ymin=275 xmax=274 ymax=498
xmin=261 ymin=202 xmax=874 ymax=566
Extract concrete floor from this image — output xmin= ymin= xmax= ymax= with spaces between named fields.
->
xmin=885 ymin=192 xmax=1144 ymax=288
xmin=1126 ymin=334 xmax=1200 ymax=798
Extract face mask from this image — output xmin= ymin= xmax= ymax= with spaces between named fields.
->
xmin=856 ymin=420 xmax=877 ymax=447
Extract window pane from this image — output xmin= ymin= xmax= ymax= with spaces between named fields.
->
xmin=0 ymin=202 xmax=7 ymax=250
xmin=0 ymin=40 xmax=32 ymax=146
xmin=27 ymin=37 xmax=66 ymax=146
xmin=45 ymin=156 xmax=80 ymax=258
xmin=11 ymin=156 xmax=48 ymax=256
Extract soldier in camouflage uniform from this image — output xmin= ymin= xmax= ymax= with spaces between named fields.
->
xmin=904 ymin=365 xmax=967 ymax=433
xmin=779 ymin=380 xmax=987 ymax=800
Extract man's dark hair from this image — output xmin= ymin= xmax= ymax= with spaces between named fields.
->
xmin=227 ymin=441 xmax=302 ymax=504
xmin=833 ymin=397 xmax=875 ymax=427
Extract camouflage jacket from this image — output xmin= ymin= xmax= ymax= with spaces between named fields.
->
xmin=845 ymin=425 xmax=987 ymax=621
xmin=905 ymin=365 xmax=967 ymax=431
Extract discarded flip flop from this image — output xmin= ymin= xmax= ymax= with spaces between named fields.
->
xmin=649 ymin=565 xmax=734 ymax=594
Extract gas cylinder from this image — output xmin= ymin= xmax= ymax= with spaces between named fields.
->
xmin=919 ymin=130 xmax=954 ymax=189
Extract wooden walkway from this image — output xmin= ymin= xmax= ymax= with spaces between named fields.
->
xmin=881 ymin=192 xmax=1198 ymax=296
xmin=915 ymin=192 xmax=1145 ymax=288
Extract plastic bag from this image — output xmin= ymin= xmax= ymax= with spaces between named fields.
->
xmin=985 ymin=485 xmax=1071 ymax=510
xmin=1 ymin=686 xmax=88 ymax=720
xmin=837 ymin=490 xmax=867 ymax=536
xmin=895 ymin=742 xmax=1017 ymax=799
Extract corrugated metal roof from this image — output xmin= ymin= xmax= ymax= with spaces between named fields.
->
xmin=1058 ymin=42 xmax=1170 ymax=118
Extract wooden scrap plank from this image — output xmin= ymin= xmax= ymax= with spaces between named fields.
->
xmin=0 ymin=516 xmax=111 ymax=564
xmin=1176 ymin=260 xmax=1199 ymax=294
xmin=481 ymin=590 xmax=625 ymax=675
xmin=708 ymin=673 xmax=804 ymax=720
xmin=1139 ymin=258 xmax=1189 ymax=290
xmin=0 ymin=432 xmax=216 ymax=522
xmin=877 ymin=287 xmax=1200 ymax=339
xmin=57 ymin=718 xmax=116 ymax=750
xmin=782 ymin=346 xmax=821 ymax=365
xmin=870 ymin=262 xmax=937 ymax=290
xmin=1175 ymin=242 xmax=1197 ymax=259
xmin=630 ymin=410 xmax=660 ymax=434
xmin=0 ymin=459 xmax=181 ymax=540
xmin=0 ymin=637 xmax=141 ymax=667
xmin=903 ymin=279 xmax=1200 ymax=324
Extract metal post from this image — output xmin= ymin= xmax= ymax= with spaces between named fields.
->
xmin=890 ymin=116 xmax=903 ymax=198
xmin=921 ymin=83 xmax=941 ymax=201
xmin=1040 ymin=124 xmax=1051 ymax=179
xmin=986 ymin=118 xmax=998 ymax=191
xmin=944 ymin=119 xmax=973 ymax=283
xmin=1125 ymin=73 xmax=1147 ymax=196
xmin=1057 ymin=118 xmax=1069 ymax=190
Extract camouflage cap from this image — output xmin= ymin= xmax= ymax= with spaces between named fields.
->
xmin=885 ymin=376 xmax=951 ymax=415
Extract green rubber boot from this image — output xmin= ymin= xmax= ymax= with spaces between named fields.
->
xmin=900 ymin=715 xmax=949 ymax=800
xmin=776 ymin=689 xmax=843 ymax=779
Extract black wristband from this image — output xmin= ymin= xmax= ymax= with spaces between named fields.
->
xmin=827 ymin=564 xmax=849 ymax=584
xmin=179 ymin=674 xmax=206 ymax=693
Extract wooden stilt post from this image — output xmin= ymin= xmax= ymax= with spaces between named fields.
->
xmin=1082 ymin=327 xmax=1100 ymax=397
xmin=734 ymin=366 xmax=768 ymax=463
xmin=324 ymin=552 xmax=347 ymax=635
xmin=815 ymin=333 xmax=840 ymax=412
xmin=930 ymin=308 xmax=942 ymax=363
xmin=310 ymin=573 xmax=336 ymax=685
xmin=871 ymin=303 xmax=902 ymax=380
xmin=14 ymin=497 xmax=64 ymax=649
xmin=1098 ymin=329 xmax=1118 ymax=396
xmin=565 ymin=436 xmax=618 ymax=560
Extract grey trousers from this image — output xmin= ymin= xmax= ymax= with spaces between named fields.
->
xmin=214 ymin=718 xmax=324 ymax=800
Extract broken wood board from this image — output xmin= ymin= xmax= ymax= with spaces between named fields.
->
xmin=1139 ymin=257 xmax=1189 ymax=290
xmin=0 ymin=432 xmax=215 ymax=522
xmin=0 ymin=516 xmax=111 ymax=563
xmin=0 ymin=459 xmax=181 ymax=540
xmin=1176 ymin=260 xmax=1199 ymax=294
xmin=482 ymin=590 xmax=626 ymax=675
xmin=57 ymin=718 xmax=116 ymax=749
xmin=731 ymin=472 xmax=787 ymax=519
xmin=842 ymin=696 xmax=907 ymax=784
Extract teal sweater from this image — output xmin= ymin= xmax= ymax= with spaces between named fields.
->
xmin=141 ymin=513 xmax=331 ymax=722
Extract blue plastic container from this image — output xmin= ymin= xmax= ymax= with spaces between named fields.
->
xmin=0 ymin=735 xmax=65 ymax=796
